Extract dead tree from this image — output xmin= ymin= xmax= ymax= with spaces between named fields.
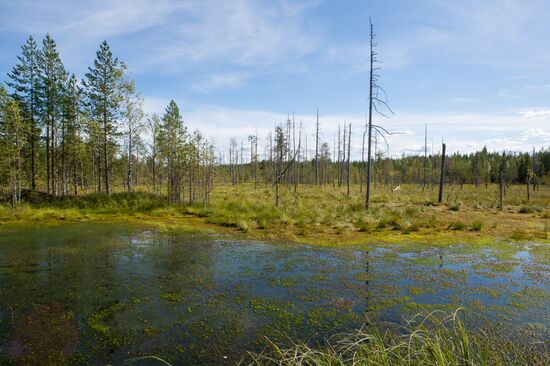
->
xmin=315 ymin=108 xmax=320 ymax=185
xmin=532 ymin=147 xmax=538 ymax=193
xmin=347 ymin=123 xmax=351 ymax=196
xmin=274 ymin=125 xmax=300 ymax=208
xmin=360 ymin=123 xmax=367 ymax=193
xmin=365 ymin=19 xmax=393 ymax=210
xmin=423 ymin=122 xmax=428 ymax=191
xmin=499 ymin=151 xmax=505 ymax=210
xmin=438 ymin=142 xmax=446 ymax=204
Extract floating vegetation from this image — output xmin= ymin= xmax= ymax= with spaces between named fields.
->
xmin=0 ymin=224 xmax=548 ymax=364
xmin=242 ymin=310 xmax=549 ymax=366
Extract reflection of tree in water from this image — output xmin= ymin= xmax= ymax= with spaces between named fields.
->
xmin=364 ymin=250 xmax=370 ymax=325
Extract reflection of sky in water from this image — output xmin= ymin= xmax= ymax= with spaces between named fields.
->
xmin=0 ymin=223 xmax=548 ymax=365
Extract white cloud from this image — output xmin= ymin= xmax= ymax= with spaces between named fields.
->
xmin=139 ymin=97 xmax=549 ymax=159
xmin=520 ymin=110 xmax=550 ymax=119
xmin=0 ymin=0 xmax=176 ymax=40
xmin=497 ymin=90 xmax=520 ymax=98
xmin=143 ymin=0 xmax=318 ymax=71
xmin=521 ymin=128 xmax=550 ymax=141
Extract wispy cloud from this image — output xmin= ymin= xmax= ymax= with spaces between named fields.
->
xmin=192 ymin=72 xmax=252 ymax=93
xmin=520 ymin=110 xmax=550 ymax=119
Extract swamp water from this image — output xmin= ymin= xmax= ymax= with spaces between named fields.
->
xmin=0 ymin=223 xmax=548 ymax=365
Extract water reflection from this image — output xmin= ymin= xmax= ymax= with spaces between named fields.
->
xmin=0 ymin=223 xmax=548 ymax=365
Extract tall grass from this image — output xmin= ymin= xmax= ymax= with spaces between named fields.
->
xmin=2 ymin=184 xmax=548 ymax=242
xmin=240 ymin=309 xmax=548 ymax=366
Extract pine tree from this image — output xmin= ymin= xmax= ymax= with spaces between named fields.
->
xmin=38 ymin=34 xmax=67 ymax=195
xmin=147 ymin=114 xmax=162 ymax=195
xmin=0 ymin=87 xmax=26 ymax=206
xmin=121 ymin=78 xmax=144 ymax=192
xmin=61 ymin=74 xmax=82 ymax=195
xmin=6 ymin=36 xmax=40 ymax=190
xmin=82 ymin=41 xmax=124 ymax=195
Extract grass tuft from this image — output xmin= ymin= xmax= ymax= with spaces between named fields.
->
xmin=240 ymin=309 xmax=548 ymax=366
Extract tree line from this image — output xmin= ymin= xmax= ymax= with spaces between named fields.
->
xmin=222 ymin=122 xmax=548 ymax=195
xmin=0 ymin=35 xmax=214 ymax=206
xmin=1 ymin=35 xmax=547 ymax=209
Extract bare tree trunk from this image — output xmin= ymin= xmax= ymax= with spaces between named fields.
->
xmin=532 ymin=147 xmax=537 ymax=191
xmin=347 ymin=123 xmax=351 ymax=196
xmin=527 ymin=175 xmax=530 ymax=201
xmin=103 ymin=108 xmax=110 ymax=195
xmin=423 ymin=122 xmax=428 ymax=191
xmin=438 ymin=143 xmax=446 ymax=204
xmin=315 ymin=108 xmax=319 ymax=185
xmin=127 ymin=124 xmax=133 ymax=192
xmin=365 ymin=22 xmax=374 ymax=210
xmin=499 ymin=152 xmax=505 ymax=210
xmin=46 ymin=122 xmax=50 ymax=194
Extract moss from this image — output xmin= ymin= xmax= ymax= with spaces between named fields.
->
xmin=407 ymin=286 xmax=436 ymax=296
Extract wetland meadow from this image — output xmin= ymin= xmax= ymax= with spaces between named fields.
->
xmin=0 ymin=185 xmax=549 ymax=365
xmin=1 ymin=1 xmax=550 ymax=364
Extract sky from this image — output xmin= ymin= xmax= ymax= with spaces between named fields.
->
xmin=1 ymin=0 xmax=549 ymax=159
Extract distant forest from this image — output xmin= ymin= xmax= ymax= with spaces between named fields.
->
xmin=1 ymin=35 xmax=548 ymax=206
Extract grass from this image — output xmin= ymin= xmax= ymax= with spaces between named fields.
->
xmin=240 ymin=309 xmax=548 ymax=366
xmin=0 ymin=183 xmax=548 ymax=246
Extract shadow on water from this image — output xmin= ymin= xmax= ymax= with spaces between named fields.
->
xmin=0 ymin=223 xmax=548 ymax=365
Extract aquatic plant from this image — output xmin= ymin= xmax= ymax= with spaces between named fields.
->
xmin=240 ymin=309 xmax=548 ymax=366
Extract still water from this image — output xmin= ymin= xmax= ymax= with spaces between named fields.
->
xmin=0 ymin=223 xmax=548 ymax=365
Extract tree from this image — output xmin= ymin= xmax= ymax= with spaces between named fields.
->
xmin=61 ymin=74 xmax=82 ymax=195
xmin=274 ymin=125 xmax=286 ymax=207
xmin=147 ymin=114 xmax=162 ymax=195
xmin=365 ymin=19 xmax=393 ymax=210
xmin=0 ymin=87 xmax=26 ymax=206
xmin=38 ymin=34 xmax=67 ymax=195
xmin=82 ymin=41 xmax=124 ymax=195
xmin=6 ymin=36 xmax=40 ymax=190
xmin=159 ymin=100 xmax=187 ymax=204
xmin=315 ymin=108 xmax=320 ymax=185
xmin=121 ymin=78 xmax=144 ymax=192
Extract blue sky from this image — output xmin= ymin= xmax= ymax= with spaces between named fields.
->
xmin=1 ymin=0 xmax=549 ymax=158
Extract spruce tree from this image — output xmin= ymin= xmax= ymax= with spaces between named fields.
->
xmin=6 ymin=36 xmax=40 ymax=190
xmin=160 ymin=100 xmax=187 ymax=204
xmin=82 ymin=41 xmax=124 ymax=195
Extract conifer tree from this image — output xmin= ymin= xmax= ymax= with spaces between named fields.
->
xmin=0 ymin=87 xmax=26 ymax=206
xmin=159 ymin=100 xmax=187 ymax=204
xmin=121 ymin=78 xmax=144 ymax=192
xmin=6 ymin=36 xmax=40 ymax=190
xmin=38 ymin=34 xmax=67 ymax=195
xmin=82 ymin=41 xmax=124 ymax=195
xmin=61 ymin=74 xmax=82 ymax=195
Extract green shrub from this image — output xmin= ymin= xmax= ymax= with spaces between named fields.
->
xmin=519 ymin=205 xmax=542 ymax=214
xmin=470 ymin=221 xmax=484 ymax=231
xmin=377 ymin=214 xmax=402 ymax=230
xmin=237 ymin=220 xmax=249 ymax=233
xmin=448 ymin=202 xmax=461 ymax=211
xmin=448 ymin=221 xmax=466 ymax=230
